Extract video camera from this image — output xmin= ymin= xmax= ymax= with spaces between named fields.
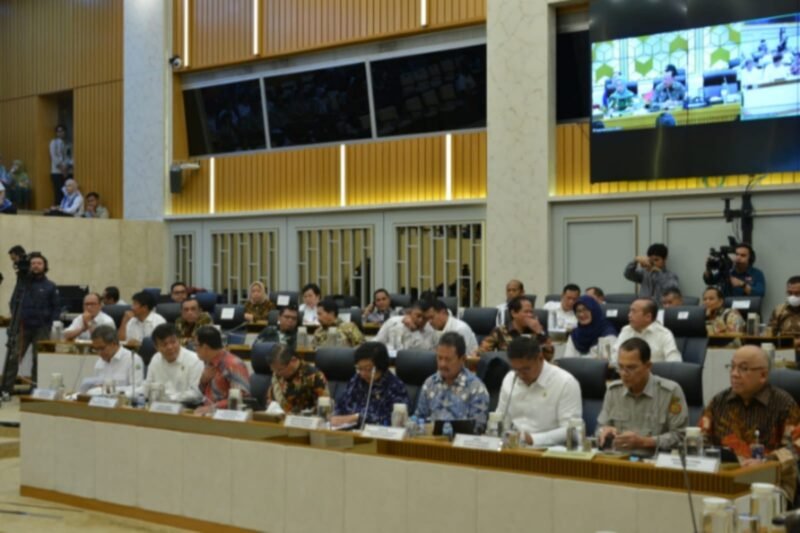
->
xmin=705 ymin=236 xmax=739 ymax=290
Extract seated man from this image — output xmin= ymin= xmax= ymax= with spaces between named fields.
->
xmin=45 ymin=178 xmax=83 ymax=217
xmin=267 ymin=343 xmax=329 ymax=414
xmin=374 ymin=300 xmax=437 ymax=351
xmin=623 ymin=243 xmax=680 ymax=299
xmin=660 ymin=288 xmax=684 ymax=309
xmin=496 ymin=279 xmax=525 ymax=327
xmin=81 ymin=191 xmax=109 ymax=219
xmin=496 ymin=336 xmax=582 ymax=446
xmin=481 ymin=296 xmax=553 ymax=359
xmin=543 ymin=284 xmax=580 ymax=331
xmin=174 ymin=297 xmax=212 ymax=341
xmin=0 ymin=183 xmax=17 ymax=214
xmin=768 ymin=276 xmax=800 ymax=357
xmin=652 ymin=64 xmax=686 ymax=109
xmin=257 ymin=304 xmax=300 ymax=349
xmin=598 ymin=338 xmax=688 ymax=455
xmin=362 ymin=288 xmax=395 ymax=324
xmin=331 ymin=342 xmax=409 ymax=427
xmin=585 ymin=286 xmax=606 ymax=304
xmin=168 ymin=281 xmax=189 ymax=304
xmin=194 ymin=326 xmax=250 ymax=414
xmin=146 ymin=323 xmax=204 ymax=402
xmin=102 ymin=286 xmax=126 ymax=306
xmin=63 ymin=292 xmax=115 ymax=341
xmin=81 ymin=325 xmax=144 ymax=393
xmin=607 ymin=78 xmax=635 ymax=113
xmin=119 ymin=291 xmax=166 ymax=343
xmin=414 ymin=332 xmax=490 ymax=432
xmin=425 ymin=299 xmax=478 ymax=355
xmin=312 ymin=299 xmax=364 ymax=348
xmin=612 ymin=298 xmax=681 ymax=365
xmin=701 ymin=345 xmax=800 ymax=498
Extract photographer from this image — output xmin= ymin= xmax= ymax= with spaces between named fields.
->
xmin=1 ymin=252 xmax=60 ymax=394
xmin=703 ymin=243 xmax=765 ymax=297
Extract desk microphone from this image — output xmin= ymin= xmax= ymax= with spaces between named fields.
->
xmin=677 ymin=431 xmax=699 ymax=533
xmin=500 ymin=374 xmax=518 ymax=432
xmin=359 ymin=367 xmax=377 ymax=431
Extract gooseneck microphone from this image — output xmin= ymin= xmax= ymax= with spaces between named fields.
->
xmin=359 ymin=366 xmax=377 ymax=431
xmin=677 ymin=431 xmax=699 ymax=533
xmin=500 ymin=374 xmax=518 ymax=431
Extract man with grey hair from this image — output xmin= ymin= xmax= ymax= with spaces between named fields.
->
xmin=79 ymin=325 xmax=144 ymax=393
xmin=64 ymin=292 xmax=115 ymax=341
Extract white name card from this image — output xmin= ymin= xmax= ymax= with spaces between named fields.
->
xmin=89 ymin=396 xmax=120 ymax=409
xmin=284 ymin=415 xmax=322 ymax=430
xmin=340 ymin=313 xmax=351 ymax=323
xmin=677 ymin=311 xmax=690 ymax=320
xmin=277 ymin=295 xmax=290 ymax=306
xmin=452 ymin=434 xmax=503 ymax=452
xmin=31 ymin=388 xmax=59 ymax=400
xmin=213 ymin=409 xmax=252 ymax=422
xmin=149 ymin=402 xmax=183 ymax=415
xmin=732 ymin=300 xmax=751 ymax=310
xmin=606 ymin=309 xmax=619 ymax=318
xmin=655 ymin=453 xmax=719 ymax=473
xmin=220 ymin=307 xmax=235 ymax=320
xmin=361 ymin=425 xmax=407 ymax=441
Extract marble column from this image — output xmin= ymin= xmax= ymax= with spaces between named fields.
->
xmin=486 ymin=0 xmax=559 ymax=303
xmin=123 ymin=0 xmax=169 ymax=220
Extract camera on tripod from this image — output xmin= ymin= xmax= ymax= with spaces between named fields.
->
xmin=705 ymin=236 xmax=739 ymax=287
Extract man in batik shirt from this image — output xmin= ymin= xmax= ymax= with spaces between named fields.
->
xmin=194 ymin=326 xmax=251 ymax=415
xmin=312 ymin=299 xmax=364 ymax=348
xmin=768 ymin=276 xmax=800 ymax=357
xmin=174 ymin=297 xmax=212 ymax=342
xmin=268 ymin=344 xmax=329 ymax=413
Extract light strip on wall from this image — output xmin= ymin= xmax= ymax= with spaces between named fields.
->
xmin=209 ymin=157 xmax=216 ymax=214
xmin=420 ymin=0 xmax=428 ymax=27
xmin=183 ymin=0 xmax=190 ymax=67
xmin=252 ymin=0 xmax=259 ymax=55
xmin=445 ymin=133 xmax=453 ymax=201
xmin=340 ymin=144 xmax=347 ymax=207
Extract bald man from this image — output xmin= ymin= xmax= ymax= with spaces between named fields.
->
xmin=496 ymin=279 xmax=525 ymax=327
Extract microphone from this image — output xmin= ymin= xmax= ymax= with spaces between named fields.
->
xmin=677 ymin=430 xmax=699 ymax=533
xmin=500 ymin=373 xmax=518 ymax=432
xmin=359 ymin=367 xmax=377 ymax=431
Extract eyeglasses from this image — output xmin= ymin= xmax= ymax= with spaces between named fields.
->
xmin=725 ymin=364 xmax=766 ymax=374
xmin=618 ymin=365 xmax=644 ymax=375
xmin=355 ymin=365 xmax=375 ymax=374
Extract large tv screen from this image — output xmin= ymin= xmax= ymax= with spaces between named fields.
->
xmin=590 ymin=0 xmax=800 ymax=182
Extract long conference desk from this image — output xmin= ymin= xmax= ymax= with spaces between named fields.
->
xmin=20 ymin=397 xmax=777 ymax=533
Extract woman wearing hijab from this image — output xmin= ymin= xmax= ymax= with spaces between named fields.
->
xmin=561 ymin=295 xmax=617 ymax=359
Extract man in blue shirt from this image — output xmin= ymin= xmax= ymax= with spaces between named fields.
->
xmin=415 ymin=332 xmax=489 ymax=432
xmin=703 ymin=243 xmax=765 ymax=297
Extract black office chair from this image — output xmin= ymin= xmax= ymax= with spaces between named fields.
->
xmin=723 ymin=296 xmax=762 ymax=318
xmin=544 ymin=294 xmax=561 ymax=304
xmin=439 ymin=296 xmax=458 ymax=316
xmin=533 ymin=309 xmax=549 ymax=334
xmin=214 ymin=304 xmax=246 ymax=330
xmin=462 ymin=308 xmax=501 ymax=344
xmin=682 ymin=296 xmax=700 ymax=306
xmin=342 ymin=307 xmax=363 ymax=332
xmin=102 ymin=304 xmax=132 ymax=329
xmin=768 ymin=369 xmax=800 ymax=406
xmin=522 ymin=295 xmax=537 ymax=309
xmin=395 ymin=350 xmax=437 ymax=413
xmin=267 ymin=309 xmax=280 ymax=326
xmin=603 ymin=303 xmax=631 ymax=334
xmin=605 ymin=294 xmax=637 ymax=305
xmin=270 ymin=291 xmax=299 ymax=308
xmin=664 ymin=306 xmax=708 ymax=367
xmin=315 ymin=347 xmax=356 ymax=406
xmin=390 ymin=293 xmax=412 ymax=309
xmin=475 ymin=352 xmax=510 ymax=412
xmin=194 ymin=292 xmax=218 ymax=313
xmin=249 ymin=342 xmax=276 ymax=409
xmin=556 ymin=358 xmax=608 ymax=436
xmin=155 ymin=302 xmax=182 ymax=324
xmin=651 ymin=362 xmax=704 ymax=425
xmin=136 ymin=337 xmax=158 ymax=373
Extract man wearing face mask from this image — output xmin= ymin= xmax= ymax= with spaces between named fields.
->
xmin=768 ymin=276 xmax=800 ymax=356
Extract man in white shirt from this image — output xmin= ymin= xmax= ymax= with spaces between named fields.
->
xmin=426 ymin=299 xmax=479 ymax=355
xmin=496 ymin=279 xmax=525 ymax=327
xmin=543 ymin=284 xmax=581 ymax=331
xmin=81 ymin=325 xmax=144 ymax=392
xmin=374 ymin=301 xmax=437 ymax=351
xmin=119 ymin=290 xmax=166 ymax=344
xmin=495 ymin=336 xmax=582 ymax=447
xmin=612 ymin=298 xmax=682 ymax=365
xmin=63 ymin=292 xmax=115 ymax=341
xmin=146 ymin=323 xmax=203 ymax=402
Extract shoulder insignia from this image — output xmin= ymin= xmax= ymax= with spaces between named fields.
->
xmin=669 ymin=395 xmax=682 ymax=415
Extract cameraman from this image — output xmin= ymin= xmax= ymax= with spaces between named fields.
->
xmin=1 ymin=252 xmax=60 ymax=394
xmin=703 ymin=243 xmax=765 ymax=297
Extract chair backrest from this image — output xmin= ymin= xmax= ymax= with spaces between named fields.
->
xmin=682 ymin=296 xmax=700 ymax=306
xmin=651 ymin=362 xmax=704 ymax=424
xmin=522 ymin=295 xmax=537 ymax=309
xmin=475 ymin=352 xmax=510 ymax=412
xmin=681 ymin=337 xmax=708 ymax=368
xmin=142 ymin=287 xmax=162 ymax=301
xmin=102 ymin=304 xmax=132 ymax=328
xmin=315 ymin=347 xmax=356 ymax=406
xmin=556 ymin=357 xmax=609 ymax=436
xmin=214 ymin=304 xmax=246 ymax=330
xmin=544 ymin=294 xmax=560 ymax=303
xmin=390 ymin=293 xmax=412 ymax=309
xmin=340 ymin=307 xmax=362 ymax=332
xmin=270 ymin=291 xmax=299 ymax=308
xmin=462 ymin=308 xmax=500 ymax=337
xmin=267 ymin=308 xmax=280 ymax=325
xmin=768 ymin=369 xmax=800 ymax=406
xmin=602 ymin=303 xmax=630 ymax=334
xmin=438 ymin=296 xmax=458 ymax=316
xmin=249 ymin=342 xmax=276 ymax=410
xmin=395 ymin=349 xmax=437 ymax=412
xmin=136 ymin=337 xmax=158 ymax=370
xmin=533 ymin=309 xmax=549 ymax=334
xmin=724 ymin=296 xmax=762 ymax=318
xmin=194 ymin=292 xmax=218 ymax=313
xmin=605 ymin=293 xmax=638 ymax=305
xmin=155 ymin=302 xmax=182 ymax=324
xmin=663 ymin=306 xmax=707 ymax=337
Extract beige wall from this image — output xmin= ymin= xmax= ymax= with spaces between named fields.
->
xmin=0 ymin=216 xmax=167 ymax=315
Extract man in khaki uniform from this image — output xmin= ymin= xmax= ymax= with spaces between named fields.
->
xmin=597 ymin=337 xmax=688 ymax=455
xmin=312 ymin=299 xmax=364 ymax=348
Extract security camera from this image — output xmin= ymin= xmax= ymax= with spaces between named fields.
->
xmin=169 ymin=55 xmax=183 ymax=69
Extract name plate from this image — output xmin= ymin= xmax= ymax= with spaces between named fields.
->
xmin=655 ymin=453 xmax=719 ymax=474
xmin=361 ymin=425 xmax=407 ymax=441
xmin=213 ymin=409 xmax=252 ymax=422
xmin=277 ymin=295 xmax=290 ymax=306
xmin=149 ymin=402 xmax=183 ymax=415
xmin=220 ymin=307 xmax=235 ymax=320
xmin=32 ymin=388 xmax=59 ymax=400
xmin=606 ymin=309 xmax=619 ymax=318
xmin=284 ymin=415 xmax=322 ymax=430
xmin=89 ymin=396 xmax=120 ymax=409
xmin=732 ymin=300 xmax=751 ymax=310
xmin=452 ymin=434 xmax=503 ymax=452
xmin=677 ymin=311 xmax=690 ymax=320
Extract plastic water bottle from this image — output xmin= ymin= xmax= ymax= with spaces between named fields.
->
xmin=442 ymin=421 xmax=454 ymax=442
xmin=406 ymin=415 xmax=418 ymax=437
xmin=417 ymin=416 xmax=426 ymax=437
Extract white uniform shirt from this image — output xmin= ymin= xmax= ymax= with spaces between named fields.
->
xmin=145 ymin=347 xmax=204 ymax=401
xmin=64 ymin=311 xmax=115 ymax=340
xmin=494 ymin=362 xmax=582 ymax=447
xmin=435 ymin=315 xmax=479 ymax=355
xmin=495 ymin=302 xmax=508 ymax=327
xmin=612 ymin=321 xmax=682 ymax=364
xmin=81 ymin=347 xmax=144 ymax=392
xmin=543 ymin=301 xmax=578 ymax=331
xmin=125 ymin=311 xmax=167 ymax=343
xmin=561 ymin=334 xmax=617 ymax=359
xmin=298 ymin=304 xmax=318 ymax=325
xmin=374 ymin=316 xmax=437 ymax=351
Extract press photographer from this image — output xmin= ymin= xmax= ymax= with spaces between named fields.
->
xmin=702 ymin=242 xmax=765 ymax=297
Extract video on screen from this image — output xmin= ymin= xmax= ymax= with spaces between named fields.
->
xmin=591 ymin=13 xmax=800 ymax=133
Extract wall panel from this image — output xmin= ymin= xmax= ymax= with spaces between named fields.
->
xmin=451 ymin=131 xmax=486 ymax=200
xmin=0 ymin=97 xmax=37 ymax=203
xmin=191 ymin=0 xmax=255 ymax=69
xmin=170 ymin=160 xmax=211 ymax=215
xmin=428 ymin=0 xmax=486 ymax=28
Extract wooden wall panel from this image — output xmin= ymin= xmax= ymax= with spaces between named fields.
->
xmin=173 ymin=78 xmax=189 ymax=162
xmin=0 ymin=98 xmax=37 ymax=205
xmin=215 ymin=147 xmax=339 ymax=213
xmin=170 ymin=160 xmax=211 ymax=215
xmin=191 ymin=0 xmax=255 ymax=69
xmin=428 ymin=0 xmax=486 ymax=28
xmin=347 ymin=136 xmax=445 ymax=206
xmin=73 ymin=82 xmax=123 ymax=218
xmin=555 ymin=123 xmax=800 ymax=196
xmin=451 ymin=131 xmax=486 ymax=200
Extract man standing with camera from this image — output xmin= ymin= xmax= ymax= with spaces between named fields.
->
xmin=703 ymin=243 xmax=765 ymax=297
xmin=1 ymin=252 xmax=60 ymax=394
